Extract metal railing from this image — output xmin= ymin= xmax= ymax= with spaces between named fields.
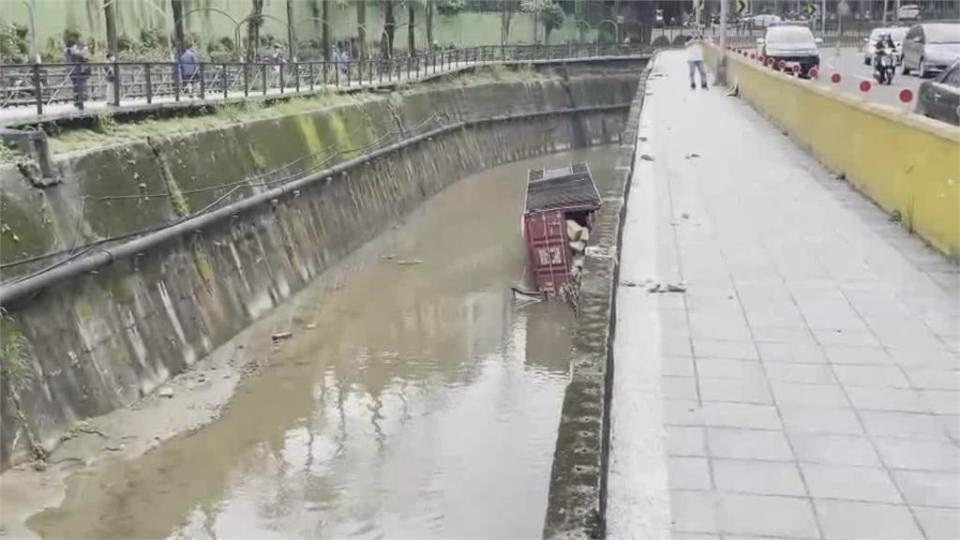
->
xmin=0 ymin=44 xmax=649 ymax=118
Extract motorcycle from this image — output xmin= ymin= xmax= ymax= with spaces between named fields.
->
xmin=873 ymin=50 xmax=896 ymax=85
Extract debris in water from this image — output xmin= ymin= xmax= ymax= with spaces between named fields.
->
xmin=105 ymin=445 xmax=125 ymax=452
xmin=380 ymin=253 xmax=397 ymax=260
xmin=158 ymin=387 xmax=175 ymax=398
xmin=271 ymin=332 xmax=293 ymax=342
xmin=684 ymin=153 xmax=701 ymax=159
xmin=681 ymin=213 xmax=690 ymax=219
xmin=394 ymin=259 xmax=424 ymax=266
xmin=305 ymin=323 xmax=318 ymax=329
xmin=640 ymin=154 xmax=655 ymax=161
xmin=889 ymin=210 xmax=902 ymax=223
xmin=647 ymin=282 xmax=687 ymax=294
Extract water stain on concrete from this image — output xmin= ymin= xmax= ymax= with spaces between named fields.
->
xmin=20 ymin=146 xmax=618 ymax=539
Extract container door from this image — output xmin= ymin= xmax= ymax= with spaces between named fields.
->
xmin=524 ymin=210 xmax=570 ymax=296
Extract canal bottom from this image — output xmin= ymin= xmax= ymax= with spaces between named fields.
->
xmin=28 ymin=145 xmax=618 ymax=540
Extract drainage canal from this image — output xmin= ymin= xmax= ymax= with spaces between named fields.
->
xmin=25 ymin=145 xmax=619 ymax=539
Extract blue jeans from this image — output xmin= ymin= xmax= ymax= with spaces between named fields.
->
xmin=688 ymin=60 xmax=706 ymax=86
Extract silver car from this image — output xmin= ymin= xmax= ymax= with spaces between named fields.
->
xmin=902 ymin=22 xmax=960 ymax=77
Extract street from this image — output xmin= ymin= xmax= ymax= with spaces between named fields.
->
xmin=818 ymin=47 xmax=924 ymax=109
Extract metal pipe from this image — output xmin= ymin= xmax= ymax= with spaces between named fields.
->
xmin=0 ymin=103 xmax=630 ymax=305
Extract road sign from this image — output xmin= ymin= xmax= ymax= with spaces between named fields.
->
xmin=802 ymin=2 xmax=817 ymax=17
xmin=737 ymin=0 xmax=747 ymax=14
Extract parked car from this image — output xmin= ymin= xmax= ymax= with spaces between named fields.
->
xmin=915 ymin=59 xmax=960 ymax=125
xmin=758 ymin=24 xmax=822 ymax=76
xmin=864 ymin=27 xmax=909 ymax=65
xmin=898 ymin=4 xmax=921 ymax=21
xmin=902 ymin=22 xmax=960 ymax=77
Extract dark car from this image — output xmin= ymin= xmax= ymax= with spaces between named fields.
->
xmin=915 ymin=60 xmax=960 ymax=125
xmin=757 ymin=24 xmax=821 ymax=76
xmin=902 ymin=22 xmax=960 ymax=78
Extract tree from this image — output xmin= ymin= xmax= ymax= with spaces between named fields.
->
xmin=408 ymin=0 xmax=416 ymax=54
xmin=171 ymin=0 xmax=186 ymax=55
xmin=426 ymin=0 xmax=434 ymax=45
xmin=521 ymin=0 xmax=564 ymax=44
xmin=245 ymin=0 xmax=266 ymax=61
xmin=384 ymin=0 xmax=397 ymax=58
xmin=104 ymin=0 xmax=118 ymax=56
xmin=500 ymin=0 xmax=519 ymax=46
xmin=357 ymin=0 xmax=366 ymax=60
xmin=286 ymin=0 xmax=296 ymax=60
xmin=322 ymin=0 xmax=330 ymax=61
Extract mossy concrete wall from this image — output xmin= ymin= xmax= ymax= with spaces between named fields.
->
xmin=0 ymin=70 xmax=642 ymax=470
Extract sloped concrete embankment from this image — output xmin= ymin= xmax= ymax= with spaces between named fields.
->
xmin=543 ymin=66 xmax=650 ymax=539
xmin=0 ymin=71 xmax=642 ymax=469
xmin=705 ymin=45 xmax=960 ymax=259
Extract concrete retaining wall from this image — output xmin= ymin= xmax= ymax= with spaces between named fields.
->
xmin=705 ymin=45 xmax=960 ymax=258
xmin=0 ymin=70 xmax=642 ymax=470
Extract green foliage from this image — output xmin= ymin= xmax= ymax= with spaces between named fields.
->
xmin=0 ymin=22 xmax=29 ymax=63
xmin=0 ymin=310 xmax=32 ymax=392
xmin=437 ymin=0 xmax=466 ymax=16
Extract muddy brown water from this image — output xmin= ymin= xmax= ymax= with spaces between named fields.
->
xmin=28 ymin=146 xmax=618 ymax=540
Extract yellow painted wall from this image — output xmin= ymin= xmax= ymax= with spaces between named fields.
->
xmin=704 ymin=45 xmax=960 ymax=259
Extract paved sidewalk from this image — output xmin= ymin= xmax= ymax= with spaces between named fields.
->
xmin=609 ymin=50 xmax=959 ymax=540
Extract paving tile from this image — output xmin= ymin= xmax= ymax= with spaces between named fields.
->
xmin=763 ymin=362 xmax=836 ymax=384
xmin=670 ymin=490 xmax=718 ymax=533
xmin=892 ymin=470 xmax=960 ymax=507
xmin=874 ymin=438 xmax=960 ymax=472
xmin=716 ymin=493 xmax=819 ymax=538
xmin=751 ymin=326 xmax=815 ymax=344
xmin=903 ymin=367 xmax=960 ymax=390
xmin=664 ymin=399 xmax=704 ymax=426
xmin=694 ymin=358 xmax=765 ymax=381
xmin=757 ymin=341 xmax=827 ymax=364
xmin=706 ymin=428 xmax=793 ymax=461
xmin=846 ymin=387 xmax=928 ymax=413
xmin=937 ymin=414 xmax=960 ymax=441
xmin=801 ymin=463 xmax=903 ymax=503
xmin=919 ymin=389 xmax=960 ymax=415
xmin=771 ymin=382 xmax=849 ymax=407
xmin=692 ymin=339 xmax=758 ymax=360
xmin=822 ymin=345 xmax=894 ymax=365
xmin=663 ymin=335 xmax=694 ymax=357
xmin=887 ymin=347 xmax=960 ymax=367
xmin=667 ymin=426 xmax=706 ymax=457
xmin=663 ymin=376 xmax=700 ymax=400
xmin=814 ymin=328 xmax=881 ymax=347
xmin=814 ymin=500 xmax=923 ymax=540
xmin=699 ymin=378 xmax=773 ymax=405
xmin=672 ymin=534 xmax=720 ymax=540
xmin=832 ymin=365 xmax=910 ymax=388
xmin=664 ymin=356 xmax=696 ymax=377
xmin=789 ymin=433 xmax=881 ymax=467
xmin=779 ymin=405 xmax=864 ymax=435
xmin=712 ymin=459 xmax=806 ymax=496
xmin=669 ymin=457 xmax=712 ymax=490
xmin=859 ymin=410 xmax=952 ymax=441
xmin=912 ymin=505 xmax=960 ymax=540
xmin=700 ymin=402 xmax=782 ymax=430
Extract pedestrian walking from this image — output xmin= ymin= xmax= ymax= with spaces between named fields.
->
xmin=685 ymin=34 xmax=708 ymax=90
xmin=179 ymin=44 xmax=198 ymax=95
xmin=104 ymin=53 xmax=118 ymax=105
xmin=64 ymin=39 xmax=90 ymax=109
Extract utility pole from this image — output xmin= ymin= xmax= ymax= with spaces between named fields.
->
xmin=22 ymin=0 xmax=38 ymax=62
xmin=718 ymin=0 xmax=728 ymax=85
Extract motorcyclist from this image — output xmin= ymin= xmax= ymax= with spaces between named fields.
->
xmin=873 ymin=33 xmax=896 ymax=83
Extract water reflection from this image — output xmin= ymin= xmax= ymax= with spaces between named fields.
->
xmin=28 ymin=146 xmax=617 ymax=540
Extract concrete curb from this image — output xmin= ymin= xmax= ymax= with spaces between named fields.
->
xmin=542 ymin=61 xmax=653 ymax=540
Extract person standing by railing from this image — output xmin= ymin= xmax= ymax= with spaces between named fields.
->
xmin=64 ymin=39 xmax=90 ymax=110
xmin=179 ymin=44 xmax=198 ymax=95
xmin=104 ymin=53 xmax=117 ymax=106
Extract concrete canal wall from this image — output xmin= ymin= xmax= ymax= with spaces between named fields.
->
xmin=0 ymin=65 xmax=644 ymax=470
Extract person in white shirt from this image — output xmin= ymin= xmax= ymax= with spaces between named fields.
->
xmin=685 ymin=34 xmax=708 ymax=90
